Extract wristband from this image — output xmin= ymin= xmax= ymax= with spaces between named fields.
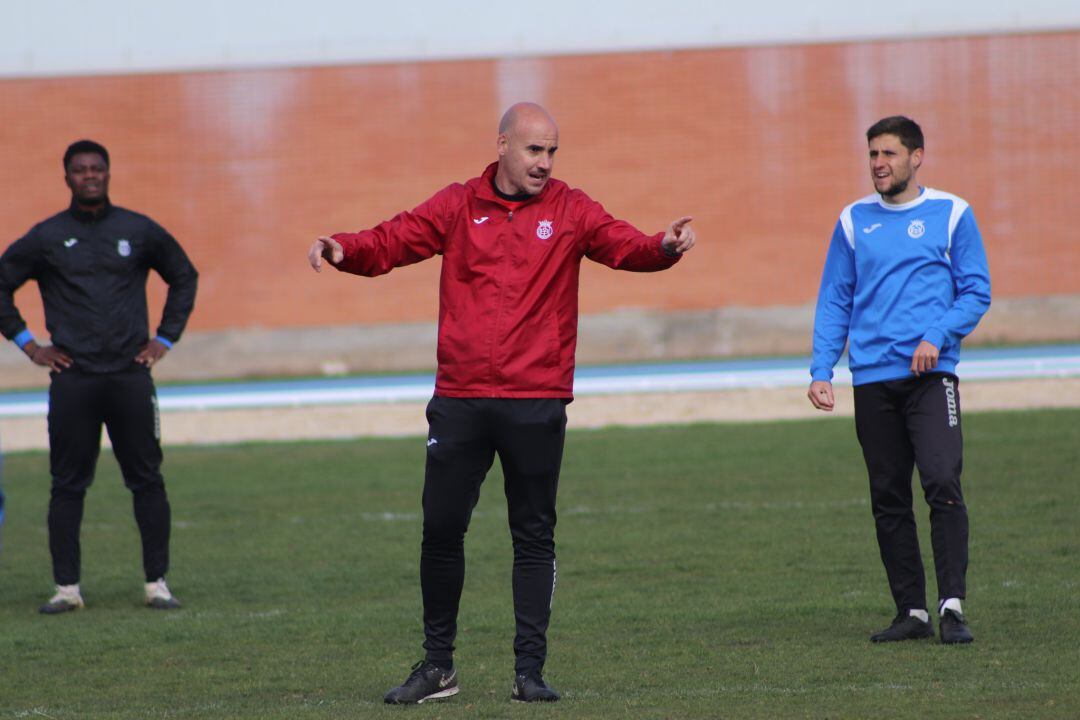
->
xmin=154 ymin=335 xmax=174 ymax=349
xmin=14 ymin=329 xmax=34 ymax=349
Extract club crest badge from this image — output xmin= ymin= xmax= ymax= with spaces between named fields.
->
xmin=536 ymin=220 xmax=554 ymax=241
xmin=117 ymin=239 xmax=131 ymax=257
xmin=907 ymin=220 xmax=925 ymax=239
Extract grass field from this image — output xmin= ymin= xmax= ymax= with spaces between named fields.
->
xmin=1 ymin=408 xmax=1078 ymax=719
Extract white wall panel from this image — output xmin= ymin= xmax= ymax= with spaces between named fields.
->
xmin=3 ymin=0 xmax=1077 ymax=77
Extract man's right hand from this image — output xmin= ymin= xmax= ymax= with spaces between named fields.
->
xmin=308 ymin=236 xmax=344 ymax=272
xmin=25 ymin=342 xmax=72 ymax=372
xmin=808 ymin=380 xmax=835 ymax=411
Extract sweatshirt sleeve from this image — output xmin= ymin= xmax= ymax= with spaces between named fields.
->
xmin=148 ymin=220 xmax=199 ymax=344
xmin=0 ymin=230 xmax=40 ymax=342
xmin=921 ymin=207 xmax=991 ymax=351
xmin=577 ymin=194 xmax=679 ymax=272
xmin=330 ymin=187 xmax=453 ymax=277
xmin=810 ymin=220 xmax=856 ymax=382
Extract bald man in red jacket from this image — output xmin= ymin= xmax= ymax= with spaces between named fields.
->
xmin=309 ymin=102 xmax=695 ymax=705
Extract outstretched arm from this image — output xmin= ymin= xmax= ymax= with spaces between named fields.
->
xmin=308 ymin=188 xmax=456 ymax=278
xmin=579 ymin=193 xmax=693 ymax=271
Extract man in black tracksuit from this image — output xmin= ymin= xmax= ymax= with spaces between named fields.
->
xmin=0 ymin=140 xmax=198 ymax=613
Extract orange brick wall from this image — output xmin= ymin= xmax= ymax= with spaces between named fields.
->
xmin=1 ymin=32 xmax=1076 ymax=334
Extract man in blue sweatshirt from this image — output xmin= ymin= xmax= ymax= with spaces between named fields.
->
xmin=808 ymin=116 xmax=991 ymax=645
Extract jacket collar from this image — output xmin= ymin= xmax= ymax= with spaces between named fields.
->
xmin=68 ymin=198 xmax=113 ymax=223
xmin=473 ymin=162 xmax=550 ymax=207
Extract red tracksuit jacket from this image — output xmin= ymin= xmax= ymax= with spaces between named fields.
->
xmin=331 ymin=162 xmax=680 ymax=398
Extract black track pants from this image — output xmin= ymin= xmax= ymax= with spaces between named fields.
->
xmin=47 ymin=365 xmax=170 ymax=585
xmin=420 ymin=397 xmax=566 ymax=675
xmin=854 ymin=372 xmax=968 ymax=613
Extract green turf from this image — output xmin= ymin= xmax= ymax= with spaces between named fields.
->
xmin=1 ymin=408 xmax=1077 ymax=719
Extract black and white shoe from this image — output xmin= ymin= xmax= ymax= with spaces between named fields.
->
xmin=384 ymin=660 xmax=459 ymax=704
xmin=870 ymin=612 xmax=935 ymax=643
xmin=511 ymin=671 xmax=560 ymax=702
xmin=39 ymin=584 xmax=84 ymax=615
xmin=939 ymin=609 xmax=974 ymax=644
xmin=145 ymin=578 xmax=181 ymax=610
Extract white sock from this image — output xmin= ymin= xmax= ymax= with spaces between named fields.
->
xmin=56 ymin=583 xmax=81 ymax=597
xmin=939 ymin=597 xmax=963 ymax=616
xmin=908 ymin=608 xmax=929 ymax=623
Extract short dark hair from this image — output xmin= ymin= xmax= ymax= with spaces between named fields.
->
xmin=866 ymin=116 xmax=924 ymax=152
xmin=63 ymin=139 xmax=110 ymax=170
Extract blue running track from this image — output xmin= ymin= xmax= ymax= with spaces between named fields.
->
xmin=1 ymin=344 xmax=1078 ymax=418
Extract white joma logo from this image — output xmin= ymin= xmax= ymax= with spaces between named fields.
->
xmin=943 ymin=377 xmax=959 ymax=427
xmin=473 ymin=217 xmax=489 ymax=225
xmin=64 ymin=238 xmax=78 ymax=247
xmin=862 ymin=223 xmax=882 ymax=234
xmin=427 ymin=438 xmax=438 ymax=447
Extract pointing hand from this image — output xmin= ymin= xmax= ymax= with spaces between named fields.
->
xmin=308 ymin=236 xmax=344 ymax=272
xmin=662 ymin=216 xmax=695 ymax=255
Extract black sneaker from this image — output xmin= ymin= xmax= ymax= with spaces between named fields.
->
xmin=511 ymin=671 xmax=560 ymax=702
xmin=870 ymin=612 xmax=935 ymax=643
xmin=939 ymin=609 xmax=974 ymax=644
xmin=383 ymin=660 xmax=459 ymax=704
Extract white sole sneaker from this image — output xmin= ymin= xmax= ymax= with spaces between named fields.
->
xmin=145 ymin=578 xmax=182 ymax=609
xmin=40 ymin=586 xmax=84 ymax=615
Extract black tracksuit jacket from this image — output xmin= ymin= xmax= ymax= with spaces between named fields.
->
xmin=0 ymin=201 xmax=198 ymax=373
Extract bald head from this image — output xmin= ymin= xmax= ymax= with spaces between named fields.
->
xmin=499 ymin=102 xmax=557 ymax=135
xmin=495 ymin=103 xmax=559 ymax=196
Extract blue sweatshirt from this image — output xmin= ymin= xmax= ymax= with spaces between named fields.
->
xmin=811 ymin=188 xmax=991 ymax=386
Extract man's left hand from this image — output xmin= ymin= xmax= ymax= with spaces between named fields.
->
xmin=662 ymin=216 xmax=696 ymax=255
xmin=136 ymin=338 xmax=170 ymax=368
xmin=910 ymin=340 xmax=939 ymax=376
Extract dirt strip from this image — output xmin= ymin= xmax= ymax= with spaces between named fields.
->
xmin=2 ymin=377 xmax=1078 ymax=452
